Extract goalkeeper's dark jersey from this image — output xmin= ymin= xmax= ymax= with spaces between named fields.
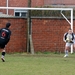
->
xmin=0 ymin=28 xmax=11 ymax=45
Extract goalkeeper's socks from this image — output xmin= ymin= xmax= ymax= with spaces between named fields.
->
xmin=64 ymin=50 xmax=68 ymax=57
xmin=65 ymin=50 xmax=68 ymax=55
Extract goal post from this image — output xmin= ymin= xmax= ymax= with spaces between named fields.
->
xmin=0 ymin=7 xmax=73 ymax=53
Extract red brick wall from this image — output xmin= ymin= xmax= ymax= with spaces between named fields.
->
xmin=0 ymin=0 xmax=75 ymax=7
xmin=32 ymin=18 xmax=72 ymax=53
xmin=0 ymin=18 xmax=27 ymax=53
xmin=0 ymin=18 xmax=74 ymax=53
xmin=0 ymin=0 xmax=75 ymax=8
xmin=44 ymin=0 xmax=75 ymax=5
xmin=0 ymin=0 xmax=6 ymax=6
xmin=0 ymin=0 xmax=6 ymax=14
xmin=9 ymin=0 xmax=43 ymax=7
xmin=9 ymin=0 xmax=28 ymax=7
xmin=31 ymin=0 xmax=44 ymax=7
xmin=0 ymin=0 xmax=43 ymax=7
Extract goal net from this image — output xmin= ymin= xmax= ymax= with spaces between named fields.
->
xmin=0 ymin=7 xmax=73 ymax=54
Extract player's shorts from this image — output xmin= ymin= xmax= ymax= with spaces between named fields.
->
xmin=73 ymin=40 xmax=75 ymax=44
xmin=0 ymin=38 xmax=6 ymax=49
xmin=65 ymin=42 xmax=73 ymax=47
xmin=0 ymin=43 xmax=5 ymax=48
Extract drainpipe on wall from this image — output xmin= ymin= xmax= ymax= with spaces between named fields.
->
xmin=6 ymin=0 xmax=8 ymax=15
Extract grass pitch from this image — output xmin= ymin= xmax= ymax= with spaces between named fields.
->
xmin=0 ymin=53 xmax=75 ymax=75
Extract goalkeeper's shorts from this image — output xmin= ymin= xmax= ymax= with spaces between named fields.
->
xmin=73 ymin=40 xmax=75 ymax=44
xmin=66 ymin=42 xmax=73 ymax=47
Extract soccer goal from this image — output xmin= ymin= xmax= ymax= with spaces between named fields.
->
xmin=0 ymin=7 xmax=73 ymax=54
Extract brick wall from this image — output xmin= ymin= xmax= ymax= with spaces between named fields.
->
xmin=9 ymin=0 xmax=28 ymax=7
xmin=0 ymin=18 xmax=27 ymax=53
xmin=32 ymin=18 xmax=73 ymax=53
xmin=9 ymin=0 xmax=43 ymax=7
xmin=0 ymin=0 xmax=6 ymax=6
xmin=44 ymin=0 xmax=75 ymax=5
xmin=0 ymin=0 xmax=75 ymax=8
xmin=31 ymin=0 xmax=44 ymax=7
xmin=0 ymin=0 xmax=43 ymax=7
xmin=0 ymin=18 xmax=74 ymax=53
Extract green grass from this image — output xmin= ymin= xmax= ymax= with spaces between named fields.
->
xmin=0 ymin=53 xmax=75 ymax=75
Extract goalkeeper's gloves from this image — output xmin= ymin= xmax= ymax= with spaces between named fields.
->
xmin=66 ymin=40 xmax=73 ymax=43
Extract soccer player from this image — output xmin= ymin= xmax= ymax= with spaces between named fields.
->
xmin=63 ymin=28 xmax=74 ymax=57
xmin=0 ymin=23 xmax=11 ymax=62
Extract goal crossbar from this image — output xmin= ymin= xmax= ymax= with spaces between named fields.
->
xmin=0 ymin=7 xmax=73 ymax=10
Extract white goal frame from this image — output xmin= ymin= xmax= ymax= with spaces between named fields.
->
xmin=0 ymin=7 xmax=73 ymax=53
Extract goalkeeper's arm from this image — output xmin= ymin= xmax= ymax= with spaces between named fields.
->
xmin=63 ymin=33 xmax=67 ymax=42
xmin=63 ymin=36 xmax=66 ymax=42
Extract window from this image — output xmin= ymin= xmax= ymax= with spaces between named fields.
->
xmin=14 ymin=9 xmax=27 ymax=17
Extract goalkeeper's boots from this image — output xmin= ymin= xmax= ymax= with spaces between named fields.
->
xmin=64 ymin=54 xmax=68 ymax=57
xmin=1 ymin=57 xmax=5 ymax=62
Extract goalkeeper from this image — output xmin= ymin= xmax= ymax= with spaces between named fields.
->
xmin=63 ymin=28 xmax=74 ymax=57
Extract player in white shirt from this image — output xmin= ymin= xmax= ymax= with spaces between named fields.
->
xmin=63 ymin=28 xmax=74 ymax=57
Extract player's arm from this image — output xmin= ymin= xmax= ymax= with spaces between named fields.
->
xmin=63 ymin=33 xmax=67 ymax=42
xmin=69 ymin=33 xmax=74 ymax=43
xmin=5 ymin=31 xmax=11 ymax=45
xmin=0 ymin=29 xmax=1 ymax=32
xmin=72 ymin=33 xmax=74 ymax=40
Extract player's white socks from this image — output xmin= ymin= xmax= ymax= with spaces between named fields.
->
xmin=1 ymin=55 xmax=4 ymax=58
xmin=1 ymin=55 xmax=5 ymax=62
xmin=64 ymin=50 xmax=68 ymax=57
xmin=65 ymin=50 xmax=68 ymax=55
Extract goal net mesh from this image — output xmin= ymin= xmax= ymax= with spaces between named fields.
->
xmin=28 ymin=9 xmax=72 ymax=53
